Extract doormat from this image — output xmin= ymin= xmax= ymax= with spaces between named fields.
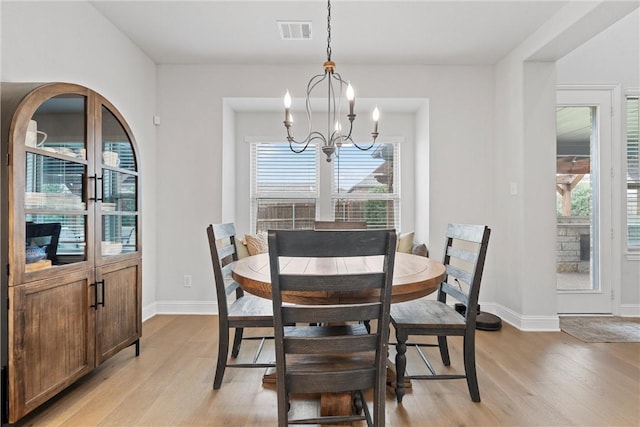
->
xmin=560 ymin=316 xmax=640 ymax=343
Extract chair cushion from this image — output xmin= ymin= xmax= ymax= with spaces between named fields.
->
xmin=244 ymin=232 xmax=268 ymax=256
xmin=411 ymin=243 xmax=429 ymax=257
xmin=391 ymin=299 xmax=466 ymax=330
xmin=236 ymin=240 xmax=250 ymax=259
xmin=397 ymin=231 xmax=414 ymax=253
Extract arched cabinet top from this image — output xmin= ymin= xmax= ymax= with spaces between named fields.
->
xmin=2 ymin=82 xmax=140 ymax=174
xmin=1 ymin=81 xmax=142 ymax=284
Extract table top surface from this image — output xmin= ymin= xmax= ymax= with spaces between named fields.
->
xmin=232 ymin=252 xmax=446 ymax=304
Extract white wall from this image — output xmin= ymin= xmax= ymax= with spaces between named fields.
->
xmin=0 ymin=1 xmax=158 ymax=311
xmin=557 ymin=9 xmax=640 ymax=315
xmin=155 ymin=64 xmax=495 ymax=307
xmin=492 ymin=3 xmax=639 ymax=328
xmin=3 ymin=0 xmax=635 ymax=325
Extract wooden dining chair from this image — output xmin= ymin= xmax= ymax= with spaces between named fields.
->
xmin=207 ymin=223 xmax=274 ymax=389
xmin=268 ymin=229 xmax=397 ymax=427
xmin=26 ymin=222 xmax=61 ymax=264
xmin=390 ymin=223 xmax=491 ymax=403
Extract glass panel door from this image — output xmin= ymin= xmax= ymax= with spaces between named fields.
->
xmin=100 ymin=106 xmax=138 ymax=258
xmin=24 ymin=94 xmax=88 ymax=269
xmin=556 ymin=106 xmax=595 ymax=291
xmin=556 ymin=88 xmax=613 ymax=314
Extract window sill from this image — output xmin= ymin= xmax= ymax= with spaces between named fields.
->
xmin=625 ymin=250 xmax=640 ymax=261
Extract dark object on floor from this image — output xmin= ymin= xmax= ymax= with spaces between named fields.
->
xmin=455 ymin=303 xmax=502 ymax=331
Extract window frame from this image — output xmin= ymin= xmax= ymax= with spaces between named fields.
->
xmin=250 ymin=139 xmax=401 ymax=232
xmin=625 ymin=90 xmax=639 ymax=250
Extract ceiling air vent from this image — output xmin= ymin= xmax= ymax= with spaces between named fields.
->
xmin=278 ymin=21 xmax=312 ymax=40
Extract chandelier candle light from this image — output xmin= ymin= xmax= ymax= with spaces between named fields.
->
xmin=283 ymin=0 xmax=380 ymax=162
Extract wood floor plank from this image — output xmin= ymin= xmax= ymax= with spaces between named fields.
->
xmin=14 ymin=315 xmax=640 ymax=427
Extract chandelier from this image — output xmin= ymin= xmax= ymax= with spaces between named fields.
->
xmin=283 ymin=0 xmax=379 ymax=162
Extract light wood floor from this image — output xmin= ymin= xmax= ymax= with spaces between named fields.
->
xmin=15 ymin=315 xmax=640 ymax=427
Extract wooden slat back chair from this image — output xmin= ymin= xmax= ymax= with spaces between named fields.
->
xmin=314 ymin=220 xmax=367 ymax=230
xmin=391 ymin=223 xmax=491 ymax=403
xmin=26 ymin=222 xmax=61 ymax=264
xmin=207 ymin=223 xmax=274 ymax=390
xmin=268 ymin=229 xmax=397 ymax=427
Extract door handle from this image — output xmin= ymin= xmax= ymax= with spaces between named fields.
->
xmin=97 ymin=280 xmax=105 ymax=307
xmin=89 ymin=175 xmax=103 ymax=202
xmin=90 ymin=282 xmax=98 ymax=309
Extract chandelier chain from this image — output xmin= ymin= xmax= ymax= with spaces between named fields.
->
xmin=283 ymin=0 xmax=379 ymax=162
xmin=326 ymin=0 xmax=332 ymax=61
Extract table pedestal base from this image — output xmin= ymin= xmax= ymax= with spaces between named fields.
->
xmin=262 ymin=361 xmax=410 ymax=426
xmin=320 ymin=393 xmax=353 ymax=426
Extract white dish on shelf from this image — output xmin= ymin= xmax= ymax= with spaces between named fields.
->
xmin=58 ymin=147 xmax=77 ymax=157
xmin=101 ymin=241 xmax=122 ymax=256
xmin=25 ymin=192 xmax=84 ymax=210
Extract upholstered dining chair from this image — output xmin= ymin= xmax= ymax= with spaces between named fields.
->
xmin=391 ymin=223 xmax=491 ymax=403
xmin=268 ymin=229 xmax=397 ymax=427
xmin=206 ymin=223 xmax=274 ymax=389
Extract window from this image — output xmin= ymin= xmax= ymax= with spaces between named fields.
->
xmin=333 ymin=143 xmax=399 ymax=229
xmin=251 ymin=141 xmax=400 ymax=232
xmin=251 ymin=142 xmax=318 ymax=232
xmin=627 ymin=94 xmax=639 ymax=248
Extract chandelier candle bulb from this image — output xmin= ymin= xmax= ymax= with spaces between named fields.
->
xmin=346 ymin=83 xmax=355 ymax=116
xmin=284 ymin=91 xmax=292 ymax=123
xmin=372 ymin=107 xmax=380 ymax=133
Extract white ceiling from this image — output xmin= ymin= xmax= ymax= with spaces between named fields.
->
xmin=89 ymin=0 xmax=570 ymax=66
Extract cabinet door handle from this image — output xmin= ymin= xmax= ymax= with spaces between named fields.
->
xmin=90 ymin=282 xmax=98 ymax=309
xmin=81 ymin=173 xmax=87 ymax=204
xmin=89 ymin=175 xmax=103 ymax=202
xmin=97 ymin=280 xmax=105 ymax=307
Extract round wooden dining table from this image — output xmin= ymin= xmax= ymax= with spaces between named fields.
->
xmin=231 ymin=251 xmax=446 ymax=304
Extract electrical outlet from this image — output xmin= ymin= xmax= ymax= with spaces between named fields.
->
xmin=183 ymin=275 xmax=192 ymax=287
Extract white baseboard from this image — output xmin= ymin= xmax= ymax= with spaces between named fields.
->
xmin=143 ymin=300 xmax=219 ymax=321
xmin=143 ymin=300 xmax=562 ymax=331
xmin=479 ymin=302 xmax=560 ymax=331
xmin=620 ymin=304 xmax=640 ymax=317
xmin=142 ymin=302 xmax=157 ymax=322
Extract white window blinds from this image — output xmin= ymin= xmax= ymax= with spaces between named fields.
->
xmin=332 ymin=143 xmax=399 ymax=229
xmin=251 ymin=142 xmax=318 ymax=232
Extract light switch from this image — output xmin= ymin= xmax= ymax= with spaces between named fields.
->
xmin=510 ymin=182 xmax=518 ymax=195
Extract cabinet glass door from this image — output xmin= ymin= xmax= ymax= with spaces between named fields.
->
xmin=100 ymin=106 xmax=138 ymax=257
xmin=24 ymin=94 xmax=88 ymax=270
